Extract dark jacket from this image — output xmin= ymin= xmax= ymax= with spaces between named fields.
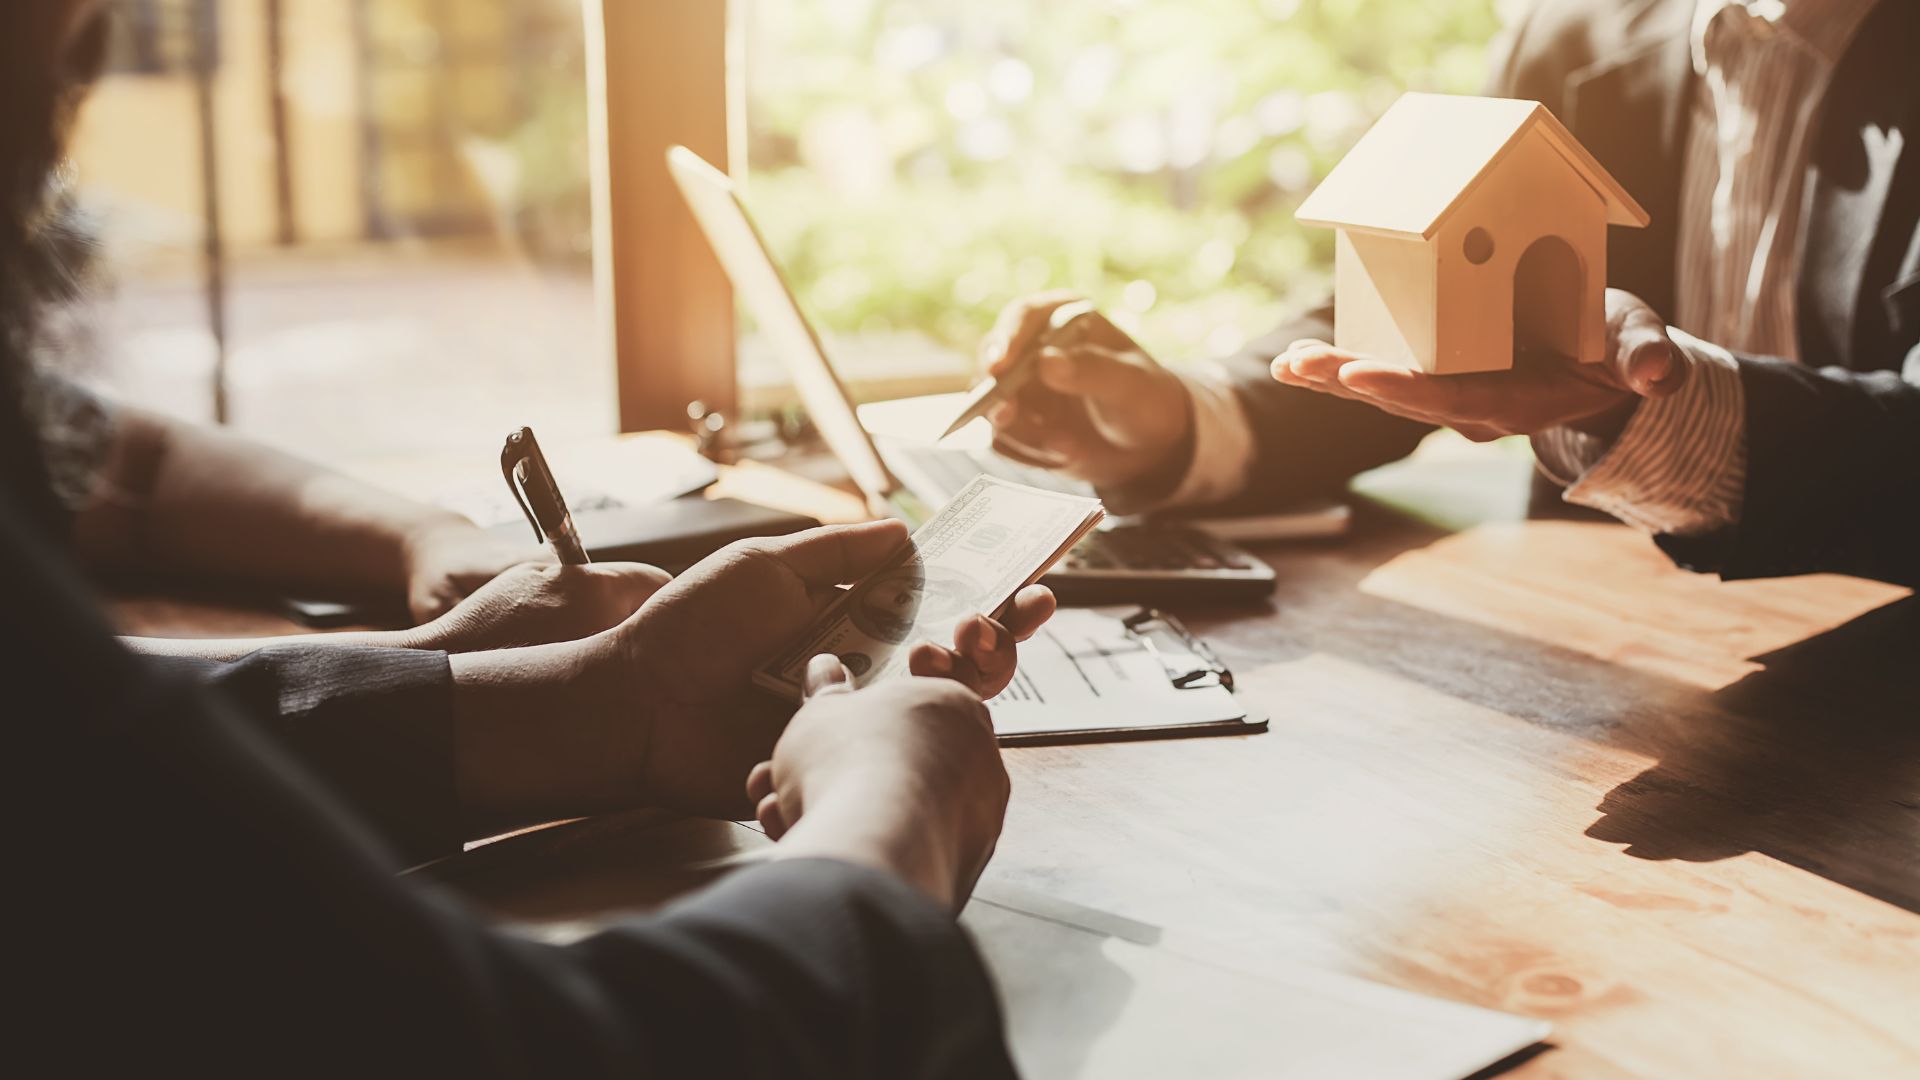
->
xmin=1208 ymin=0 xmax=1920 ymax=586
xmin=8 ymin=483 xmax=1015 ymax=1078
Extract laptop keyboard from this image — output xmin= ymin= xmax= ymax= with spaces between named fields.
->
xmin=1064 ymin=528 xmax=1258 ymax=573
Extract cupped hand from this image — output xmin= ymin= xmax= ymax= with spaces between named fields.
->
xmin=743 ymin=656 xmax=1009 ymax=911
xmin=402 ymin=518 xmax=550 ymax=623
xmin=979 ymin=292 xmax=1193 ymax=492
xmin=1269 ymin=288 xmax=1688 ymax=441
xmin=607 ymin=521 xmax=912 ymax=817
xmin=418 ymin=560 xmax=672 ymax=653
xmin=603 ymin=521 xmax=1053 ymax=819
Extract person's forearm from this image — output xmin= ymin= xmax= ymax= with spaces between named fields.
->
xmin=448 ymin=631 xmax=649 ymax=840
xmin=771 ymin=789 xmax=962 ymax=912
xmin=73 ymin=406 xmax=469 ymax=592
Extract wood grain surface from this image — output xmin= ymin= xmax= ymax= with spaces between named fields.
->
xmin=116 ymin=437 xmax=1920 ymax=1078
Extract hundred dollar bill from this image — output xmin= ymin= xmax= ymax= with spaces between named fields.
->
xmin=755 ymin=475 xmax=1104 ymax=700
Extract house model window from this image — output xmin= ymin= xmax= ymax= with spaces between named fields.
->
xmin=1295 ymin=92 xmax=1650 ymax=375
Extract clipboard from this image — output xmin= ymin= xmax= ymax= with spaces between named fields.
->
xmin=989 ymin=606 xmax=1267 ymax=746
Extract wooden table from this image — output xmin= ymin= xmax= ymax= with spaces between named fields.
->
xmin=120 ymin=436 xmax=1920 ymax=1078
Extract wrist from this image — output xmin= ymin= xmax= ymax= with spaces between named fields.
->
xmin=772 ymin=781 xmax=961 ymax=911
xmin=448 ymin=629 xmax=651 ymax=838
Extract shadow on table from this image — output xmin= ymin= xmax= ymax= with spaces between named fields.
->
xmin=1584 ymin=595 xmax=1920 ymax=913
xmin=1301 ymin=494 xmax=1920 ymax=915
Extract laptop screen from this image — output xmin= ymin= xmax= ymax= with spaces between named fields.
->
xmin=666 ymin=147 xmax=900 ymax=507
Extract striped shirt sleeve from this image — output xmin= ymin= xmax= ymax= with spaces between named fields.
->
xmin=1531 ymin=327 xmax=1747 ymax=536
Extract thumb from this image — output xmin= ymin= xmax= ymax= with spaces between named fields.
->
xmin=801 ymin=653 xmax=856 ymax=700
xmin=1610 ymin=301 xmax=1687 ymax=399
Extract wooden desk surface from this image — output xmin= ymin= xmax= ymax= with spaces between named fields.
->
xmin=120 ymin=436 xmax=1920 ymax=1078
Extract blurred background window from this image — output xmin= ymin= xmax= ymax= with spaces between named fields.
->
xmin=736 ymin=0 xmax=1510 ymax=410
xmin=69 ymin=0 xmax=606 ymax=468
xmin=64 ymin=0 xmax=1515 ymax=466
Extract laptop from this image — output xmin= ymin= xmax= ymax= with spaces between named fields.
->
xmin=667 ymin=146 xmax=1301 ymax=604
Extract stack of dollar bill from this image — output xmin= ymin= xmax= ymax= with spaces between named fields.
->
xmin=755 ymin=475 xmax=1105 ymax=699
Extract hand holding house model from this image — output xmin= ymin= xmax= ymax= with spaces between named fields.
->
xmin=1295 ymin=92 xmax=1649 ymax=375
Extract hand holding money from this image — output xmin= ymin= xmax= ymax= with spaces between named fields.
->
xmin=756 ymin=476 xmax=1103 ymax=700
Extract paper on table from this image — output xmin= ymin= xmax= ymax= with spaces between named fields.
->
xmin=986 ymin=607 xmax=1246 ymax=736
xmin=966 ymin=884 xmax=1550 ymax=1080
xmin=431 ymin=434 xmax=720 ymax=528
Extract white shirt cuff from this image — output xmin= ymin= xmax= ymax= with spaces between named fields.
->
xmin=1531 ymin=327 xmax=1747 ymax=536
xmin=1162 ymin=365 xmax=1257 ymax=509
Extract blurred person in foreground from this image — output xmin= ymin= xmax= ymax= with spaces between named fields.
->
xmin=11 ymin=3 xmax=1046 ymax=1075
xmin=983 ymin=0 xmax=1918 ymax=587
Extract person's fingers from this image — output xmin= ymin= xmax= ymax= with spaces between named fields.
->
xmin=982 ymin=292 xmax=1082 ymax=375
xmin=995 ymin=391 xmax=1059 ymax=456
xmin=957 ymin=614 xmax=1018 ymax=697
xmin=802 ymin=653 xmax=857 ymax=700
xmin=763 ymin=520 xmax=910 ymax=587
xmin=999 ymin=585 xmax=1056 ymax=642
xmin=1449 ymin=421 xmax=1513 ymax=443
xmin=745 ymin=759 xmax=775 ymax=805
xmin=908 ymin=642 xmax=955 ymax=677
xmin=910 ymin=639 xmax=991 ymax=696
xmin=1338 ymin=359 xmax=1622 ymax=437
xmin=1269 ymin=341 xmax=1384 ymax=405
xmin=990 ymin=431 xmax=1062 ymax=469
xmin=993 ymin=387 xmax=1096 ymax=469
xmin=1274 ymin=357 xmax=1464 ymax=430
xmin=955 ymin=612 xmax=997 ymax=656
xmin=1033 ymin=344 xmax=1155 ymax=401
xmin=1608 ymin=294 xmax=1688 ymax=398
xmin=1270 ymin=353 xmax=1370 ymax=403
xmin=755 ymin=791 xmax=789 ymax=841
xmin=1334 ymin=361 xmax=1479 ymax=414
xmin=1275 ymin=339 xmax=1348 ymax=380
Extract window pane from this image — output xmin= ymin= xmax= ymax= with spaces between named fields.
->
xmin=68 ymin=0 xmax=605 ymax=466
xmin=740 ymin=0 xmax=1504 ymax=405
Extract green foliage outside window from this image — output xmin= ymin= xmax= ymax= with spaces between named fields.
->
xmin=742 ymin=0 xmax=1504 ymax=365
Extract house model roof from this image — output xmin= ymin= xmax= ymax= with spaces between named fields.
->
xmin=1295 ymin=92 xmax=1650 ymax=240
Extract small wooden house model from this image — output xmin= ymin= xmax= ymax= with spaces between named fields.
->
xmin=1295 ymin=92 xmax=1649 ymax=374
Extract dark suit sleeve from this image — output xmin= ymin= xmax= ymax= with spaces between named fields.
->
xmin=149 ymin=645 xmax=462 ymax=866
xmin=12 ymin=493 xmax=1014 ymax=1079
xmin=1657 ymin=355 xmax=1920 ymax=586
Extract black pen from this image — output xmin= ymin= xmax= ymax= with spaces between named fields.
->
xmin=501 ymin=426 xmax=590 ymax=565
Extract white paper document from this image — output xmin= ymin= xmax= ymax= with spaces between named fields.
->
xmin=965 ymin=885 xmax=1550 ymax=1080
xmin=987 ymin=607 xmax=1253 ymax=739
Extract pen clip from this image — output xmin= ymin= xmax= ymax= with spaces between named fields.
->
xmin=500 ymin=429 xmax=544 ymax=543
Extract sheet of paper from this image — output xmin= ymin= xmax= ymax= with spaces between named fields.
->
xmin=987 ymin=607 xmax=1247 ymax=735
xmin=756 ymin=475 xmax=1103 ymax=699
xmin=965 ymin=884 xmax=1550 ymax=1080
xmin=430 ymin=434 xmax=720 ymax=528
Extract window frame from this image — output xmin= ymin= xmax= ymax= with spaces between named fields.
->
xmin=584 ymin=0 xmax=737 ymax=433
